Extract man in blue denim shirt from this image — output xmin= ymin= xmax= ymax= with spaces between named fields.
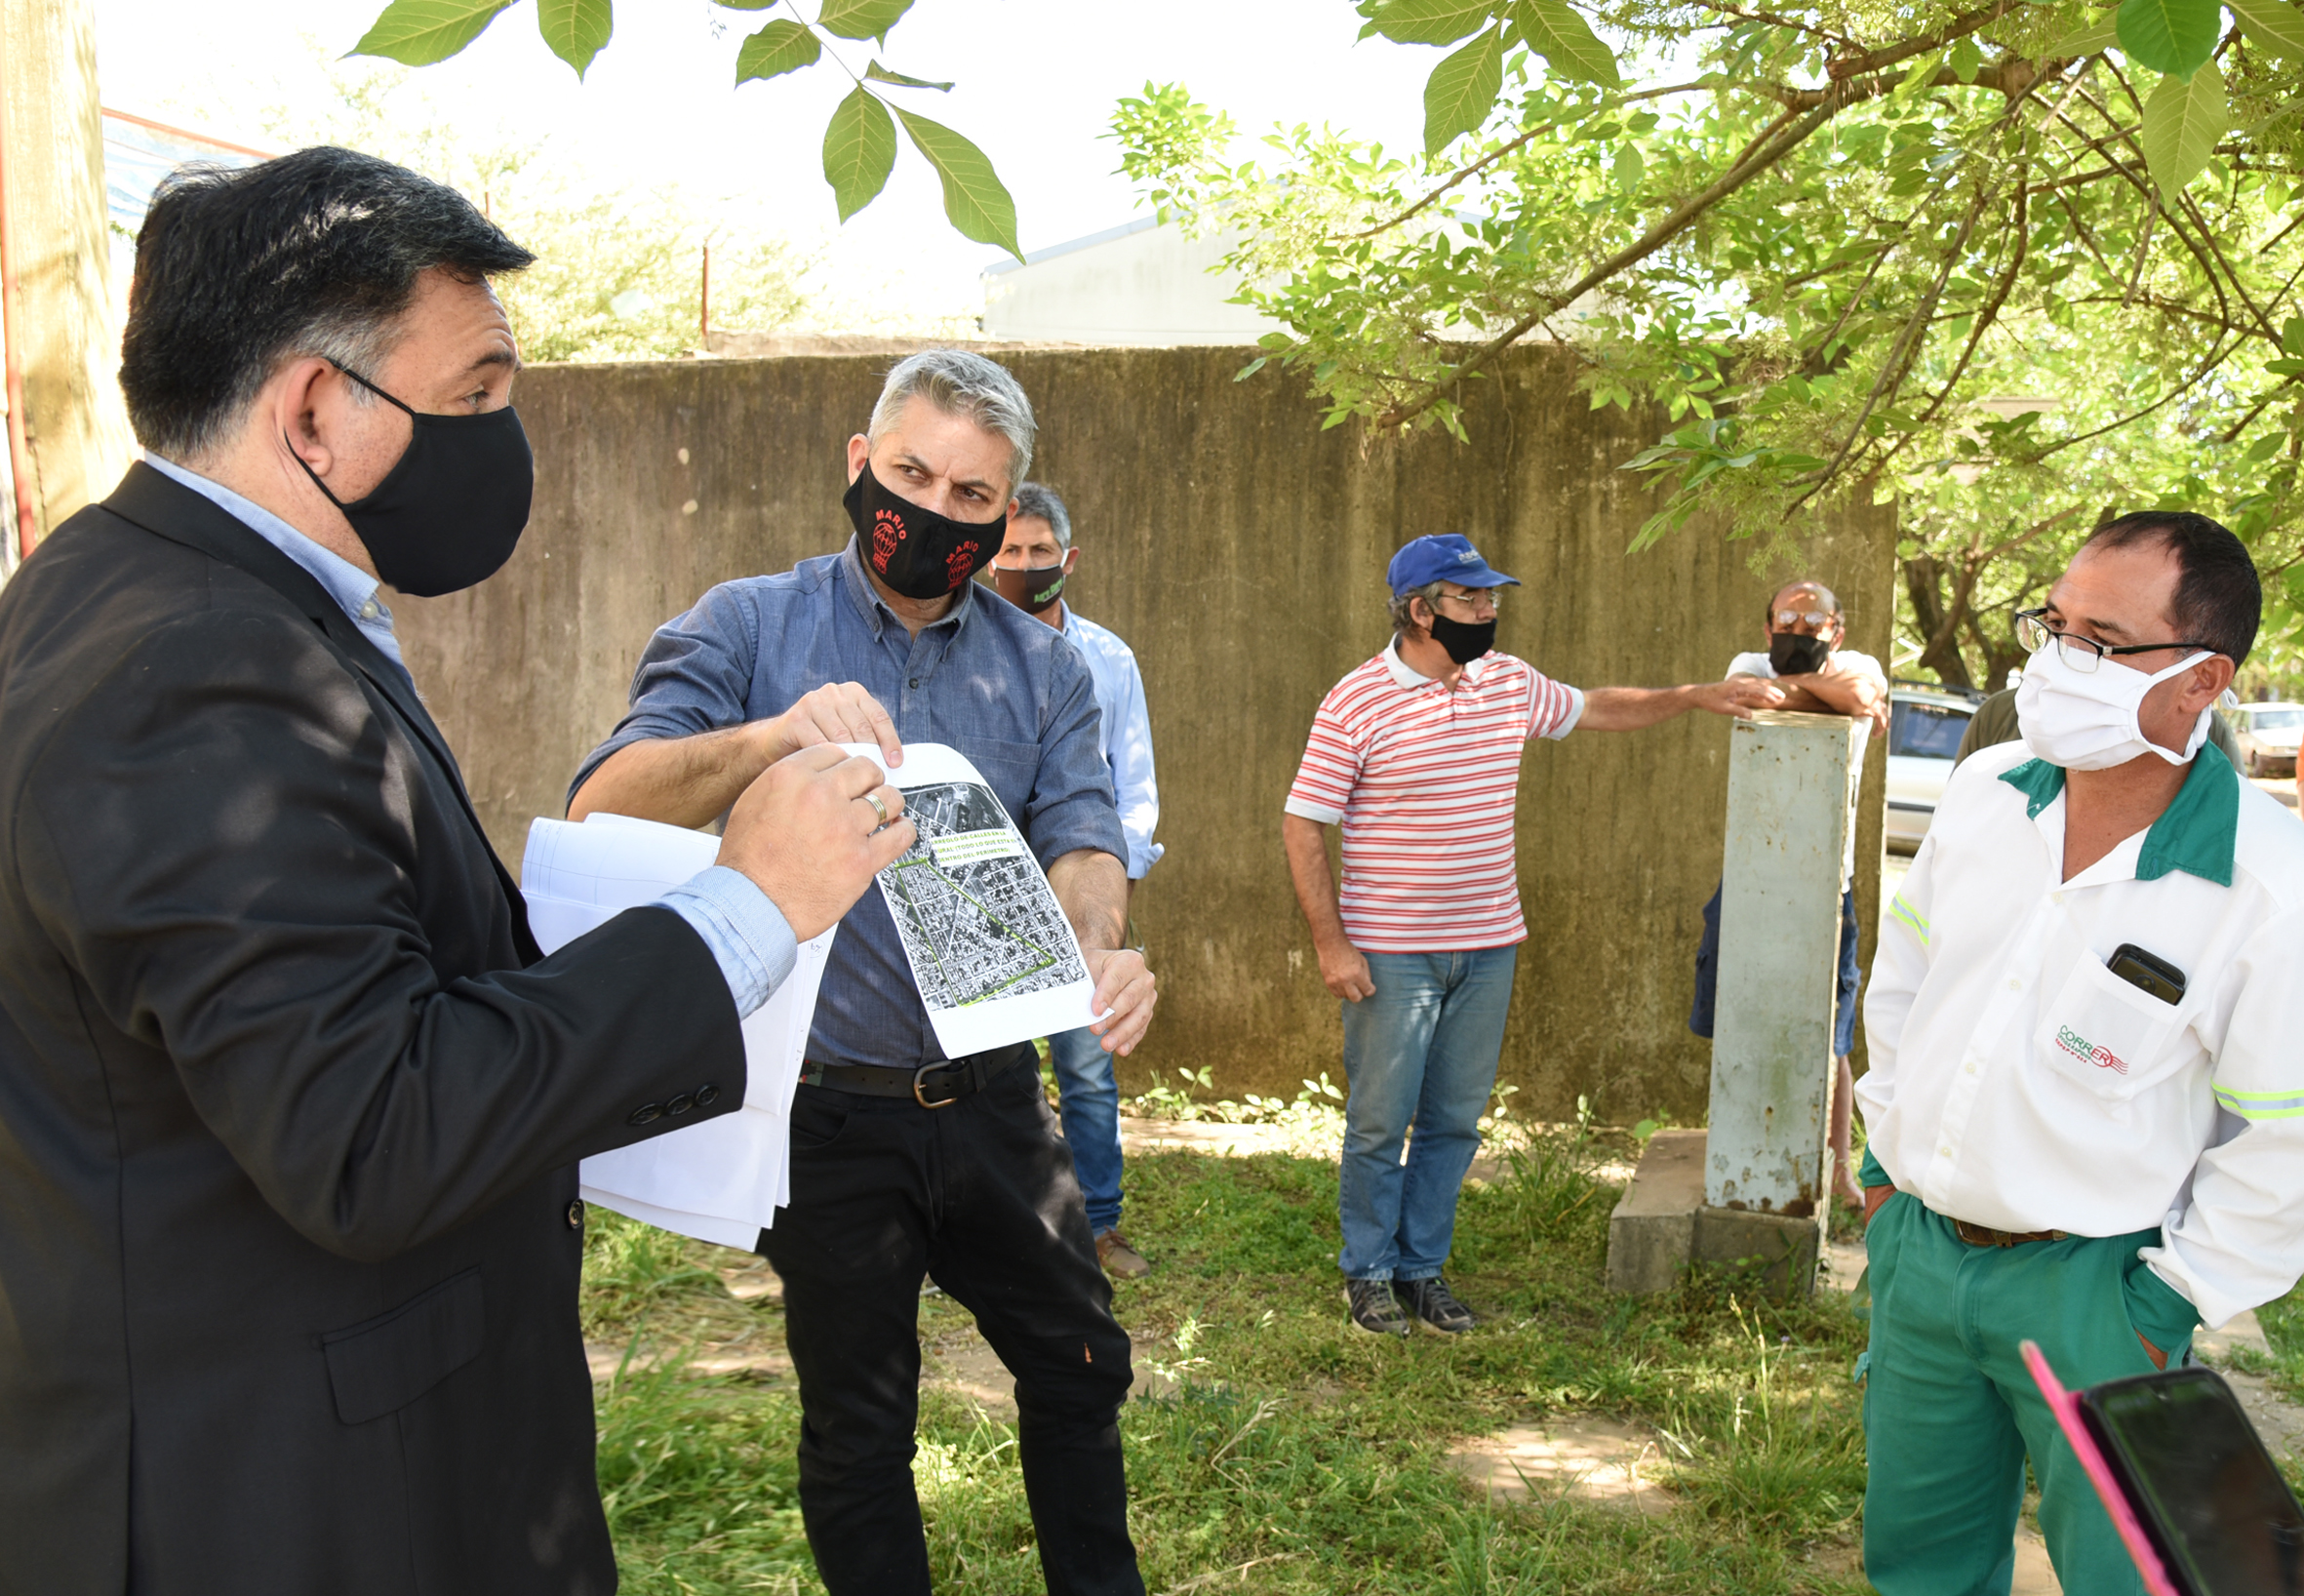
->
xmin=570 ymin=351 xmax=1157 ymax=1596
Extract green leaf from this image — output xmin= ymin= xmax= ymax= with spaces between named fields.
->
xmin=2228 ymin=0 xmax=2304 ymax=57
xmin=2116 ymin=0 xmax=2224 ymax=76
xmin=893 ymin=105 xmax=1022 ymax=259
xmin=712 ymin=0 xmax=781 ymax=8
xmin=736 ymin=17 xmax=820 ymax=81
xmin=537 ymin=0 xmax=612 ymax=78
xmin=822 ymin=87 xmax=897 ymax=221
xmin=1509 ymin=0 xmax=1620 ymax=87
xmin=865 ymin=59 xmax=953 ymax=90
xmin=1892 ymin=45 xmax=1947 ymax=100
xmin=2138 ymin=61 xmax=2230 ymax=198
xmin=1423 ymin=26 xmax=1505 ymax=155
xmin=348 ymin=0 xmax=516 ymax=64
xmin=2048 ymin=9 xmax=2123 ymax=53
xmin=816 ymin=0 xmax=913 ymax=42
xmin=1365 ymin=0 xmax=1494 ymax=45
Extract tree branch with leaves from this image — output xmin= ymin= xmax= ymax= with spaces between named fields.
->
xmin=1113 ymin=0 xmax=2304 ymax=667
xmin=346 ymin=0 xmax=1022 ymax=257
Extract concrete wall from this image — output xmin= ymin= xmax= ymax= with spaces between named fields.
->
xmin=394 ymin=345 xmax=1893 ymax=1121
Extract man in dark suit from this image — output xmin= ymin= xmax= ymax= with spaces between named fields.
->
xmin=0 ymin=147 xmax=913 ymax=1595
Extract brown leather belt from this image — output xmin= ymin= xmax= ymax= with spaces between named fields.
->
xmin=1952 ymin=1218 xmax=2070 ymax=1248
xmin=798 ymin=1044 xmax=1032 ymax=1108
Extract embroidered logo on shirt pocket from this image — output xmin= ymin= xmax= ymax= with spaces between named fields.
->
xmin=2034 ymin=955 xmax=2186 ymax=1100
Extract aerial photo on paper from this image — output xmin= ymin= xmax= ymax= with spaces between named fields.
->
xmin=877 ymin=781 xmax=1089 ymax=1011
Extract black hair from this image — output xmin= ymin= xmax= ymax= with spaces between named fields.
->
xmin=1764 ymin=579 xmax=1840 ymax=626
xmin=120 ymin=146 xmax=535 ymax=459
xmin=2081 ymin=511 xmax=2260 ymax=666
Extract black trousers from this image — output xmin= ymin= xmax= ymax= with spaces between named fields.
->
xmin=757 ymin=1050 xmax=1143 ymax=1596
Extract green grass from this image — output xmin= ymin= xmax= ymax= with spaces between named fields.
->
xmin=579 ymin=1131 xmax=1877 ymax=1594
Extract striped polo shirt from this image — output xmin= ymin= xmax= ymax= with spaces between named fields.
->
xmin=1284 ymin=639 xmax=1584 ymax=951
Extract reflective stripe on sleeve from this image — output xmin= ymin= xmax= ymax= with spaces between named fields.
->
xmin=2212 ymin=1085 xmax=2304 ymax=1121
xmin=1888 ymin=895 xmax=1929 ymax=945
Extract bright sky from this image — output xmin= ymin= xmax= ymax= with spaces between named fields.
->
xmin=94 ymin=0 xmax=1434 ymax=327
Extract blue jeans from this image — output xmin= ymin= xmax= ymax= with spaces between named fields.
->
xmin=1048 ymin=1025 xmax=1125 ymax=1234
xmin=1337 ymin=947 xmax=1518 ymax=1282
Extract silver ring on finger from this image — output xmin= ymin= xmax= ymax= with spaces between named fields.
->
xmin=863 ymin=791 xmax=890 ymax=827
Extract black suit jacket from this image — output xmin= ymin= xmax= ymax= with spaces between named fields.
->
xmin=0 ymin=465 xmax=746 ymax=1595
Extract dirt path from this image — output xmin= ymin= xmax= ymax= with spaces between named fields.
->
xmin=590 ymin=1114 xmax=2304 ymax=1594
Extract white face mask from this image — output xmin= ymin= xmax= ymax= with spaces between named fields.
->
xmin=2015 ymin=642 xmax=2211 ymax=771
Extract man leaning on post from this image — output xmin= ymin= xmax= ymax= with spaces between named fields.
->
xmin=1282 ymin=534 xmax=1783 ymax=1337
xmin=0 ymin=148 xmax=911 ymax=1596
xmin=568 ymin=350 xmax=1156 ymax=1596
xmin=1689 ymin=579 xmax=1887 ymax=1209
xmin=1858 ymin=512 xmax=2304 ymax=1594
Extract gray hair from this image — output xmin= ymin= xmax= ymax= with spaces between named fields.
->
xmin=1766 ymin=579 xmax=1841 ymax=625
xmin=867 ymin=348 xmax=1036 ymax=493
xmin=1012 ymin=481 xmax=1072 ymax=549
xmin=1389 ymin=581 xmax=1446 ymax=634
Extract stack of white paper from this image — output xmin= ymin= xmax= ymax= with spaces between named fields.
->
xmin=521 ymin=813 xmax=833 ymax=1250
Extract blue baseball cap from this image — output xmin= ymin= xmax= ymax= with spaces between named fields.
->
xmin=1386 ymin=534 xmax=1520 ymax=596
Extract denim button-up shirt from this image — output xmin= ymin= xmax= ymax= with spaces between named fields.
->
xmin=574 ymin=536 xmax=1125 ymax=1070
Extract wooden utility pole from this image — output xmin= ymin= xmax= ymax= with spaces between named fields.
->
xmin=0 ymin=0 xmax=135 ymax=572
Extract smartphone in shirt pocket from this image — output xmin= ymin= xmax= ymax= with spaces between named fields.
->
xmin=2034 ymin=950 xmax=2190 ymax=1100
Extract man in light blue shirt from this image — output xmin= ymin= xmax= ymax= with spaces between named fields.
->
xmin=986 ymin=481 xmax=1163 ymax=1279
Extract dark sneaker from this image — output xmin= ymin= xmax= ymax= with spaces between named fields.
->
xmin=1347 ymin=1278 xmax=1411 ymax=1337
xmin=1095 ymin=1228 xmax=1152 ymax=1279
xmin=1395 ymin=1276 xmax=1477 ymax=1334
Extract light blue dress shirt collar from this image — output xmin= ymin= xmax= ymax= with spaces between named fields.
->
xmin=138 ymin=457 xmax=796 ymax=1019
xmin=139 ymin=452 xmax=412 ymax=687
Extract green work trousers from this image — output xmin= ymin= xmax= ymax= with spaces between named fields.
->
xmin=1860 ymin=1190 xmax=2201 ymax=1596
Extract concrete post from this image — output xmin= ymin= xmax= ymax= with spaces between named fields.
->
xmin=1704 ymin=710 xmax=1863 ymax=1214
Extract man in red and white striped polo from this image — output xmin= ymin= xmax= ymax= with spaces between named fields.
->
xmin=1283 ymin=534 xmax=1782 ymax=1337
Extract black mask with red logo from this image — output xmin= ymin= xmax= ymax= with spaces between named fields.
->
xmin=843 ymin=461 xmax=1006 ymax=600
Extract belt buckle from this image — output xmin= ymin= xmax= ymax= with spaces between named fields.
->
xmin=913 ymin=1061 xmax=965 ymax=1109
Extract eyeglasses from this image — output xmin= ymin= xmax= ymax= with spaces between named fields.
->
xmin=1773 ymin=609 xmax=1834 ymax=629
xmin=2013 ymin=609 xmax=2216 ymax=674
xmin=1430 ymin=588 xmax=1502 ymax=614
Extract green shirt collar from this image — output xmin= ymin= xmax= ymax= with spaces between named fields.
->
xmin=1998 ymin=743 xmax=2239 ymax=888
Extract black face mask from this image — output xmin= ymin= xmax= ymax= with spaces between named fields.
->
xmin=989 ymin=561 xmax=1066 ymax=615
xmin=291 ymin=362 xmax=533 ymax=598
xmin=1428 ymin=613 xmax=1497 ymax=665
xmin=1769 ymin=632 xmax=1832 ymax=675
xmin=844 ymin=462 xmax=1005 ymax=600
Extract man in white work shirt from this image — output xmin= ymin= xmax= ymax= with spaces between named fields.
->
xmin=1858 ymin=512 xmax=2304 ymax=1595
xmin=987 ymin=481 xmax=1164 ymax=1279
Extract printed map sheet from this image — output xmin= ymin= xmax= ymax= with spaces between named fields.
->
xmin=839 ymin=741 xmax=1100 ymax=1057
xmin=521 ymin=813 xmax=832 ymax=1249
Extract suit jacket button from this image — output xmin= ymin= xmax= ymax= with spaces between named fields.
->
xmin=567 ymin=1199 xmax=585 ymax=1230
xmin=666 ymin=1093 xmax=695 ymax=1116
xmin=628 ymin=1102 xmax=663 ymax=1126
xmin=695 ymin=1083 xmax=721 ymax=1107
